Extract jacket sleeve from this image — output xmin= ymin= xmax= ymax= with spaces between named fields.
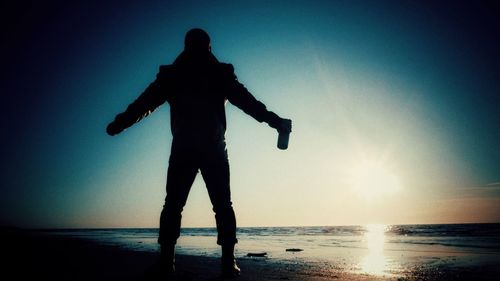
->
xmin=224 ymin=64 xmax=279 ymax=124
xmin=110 ymin=65 xmax=172 ymax=131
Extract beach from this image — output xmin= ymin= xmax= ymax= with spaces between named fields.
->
xmin=2 ymin=226 xmax=500 ymax=281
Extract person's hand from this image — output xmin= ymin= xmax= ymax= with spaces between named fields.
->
xmin=106 ymin=121 xmax=123 ymax=136
xmin=268 ymin=112 xmax=292 ymax=133
xmin=277 ymin=118 xmax=292 ymax=133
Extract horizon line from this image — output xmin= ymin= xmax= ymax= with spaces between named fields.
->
xmin=5 ymin=221 xmax=500 ymax=231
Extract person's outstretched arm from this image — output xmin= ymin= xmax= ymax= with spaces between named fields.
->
xmin=106 ymin=66 xmax=172 ymax=136
xmin=224 ymin=64 xmax=292 ymax=134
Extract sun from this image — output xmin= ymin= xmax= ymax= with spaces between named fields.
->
xmin=348 ymin=159 xmax=401 ymax=200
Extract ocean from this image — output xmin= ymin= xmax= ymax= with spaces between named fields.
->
xmin=39 ymin=224 xmax=500 ymax=276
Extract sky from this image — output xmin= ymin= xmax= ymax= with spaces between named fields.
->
xmin=1 ymin=0 xmax=499 ymax=228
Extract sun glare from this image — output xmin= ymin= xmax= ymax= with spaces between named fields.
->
xmin=360 ymin=224 xmax=388 ymax=275
xmin=349 ymin=159 xmax=401 ymax=200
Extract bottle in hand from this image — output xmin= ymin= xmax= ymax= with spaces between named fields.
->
xmin=277 ymin=119 xmax=292 ymax=150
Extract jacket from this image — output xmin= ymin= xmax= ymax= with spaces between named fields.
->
xmin=110 ymin=51 xmax=279 ymax=145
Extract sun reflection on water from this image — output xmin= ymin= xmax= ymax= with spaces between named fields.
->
xmin=360 ymin=224 xmax=388 ymax=275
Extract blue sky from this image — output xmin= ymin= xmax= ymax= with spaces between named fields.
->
xmin=1 ymin=0 xmax=499 ymax=228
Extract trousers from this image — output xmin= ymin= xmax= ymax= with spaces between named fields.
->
xmin=158 ymin=139 xmax=237 ymax=246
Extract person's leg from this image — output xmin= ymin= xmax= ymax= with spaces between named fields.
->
xmin=158 ymin=159 xmax=198 ymax=245
xmin=200 ymin=149 xmax=237 ymax=246
xmin=157 ymin=155 xmax=198 ymax=276
xmin=200 ymin=146 xmax=240 ymax=276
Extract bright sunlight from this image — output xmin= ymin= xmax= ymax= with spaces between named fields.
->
xmin=349 ymin=159 xmax=401 ymax=200
xmin=360 ymin=224 xmax=388 ymax=275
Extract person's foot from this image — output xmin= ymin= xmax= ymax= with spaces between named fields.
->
xmin=221 ymin=244 xmax=240 ymax=278
xmin=221 ymin=257 xmax=241 ymax=278
xmin=158 ymin=244 xmax=176 ymax=279
xmin=160 ymin=261 xmax=175 ymax=278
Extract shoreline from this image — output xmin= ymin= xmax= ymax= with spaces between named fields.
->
xmin=2 ymin=228 xmax=499 ymax=280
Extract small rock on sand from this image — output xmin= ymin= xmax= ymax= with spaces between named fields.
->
xmin=247 ymin=252 xmax=267 ymax=257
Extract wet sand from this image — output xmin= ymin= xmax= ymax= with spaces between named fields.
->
xmin=2 ymin=228 xmax=499 ymax=281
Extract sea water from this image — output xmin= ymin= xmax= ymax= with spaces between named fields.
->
xmin=40 ymin=224 xmax=500 ymax=275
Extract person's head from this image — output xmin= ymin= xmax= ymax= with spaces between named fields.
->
xmin=184 ymin=28 xmax=211 ymax=53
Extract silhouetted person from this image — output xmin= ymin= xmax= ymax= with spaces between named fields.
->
xmin=106 ymin=28 xmax=292 ymax=278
